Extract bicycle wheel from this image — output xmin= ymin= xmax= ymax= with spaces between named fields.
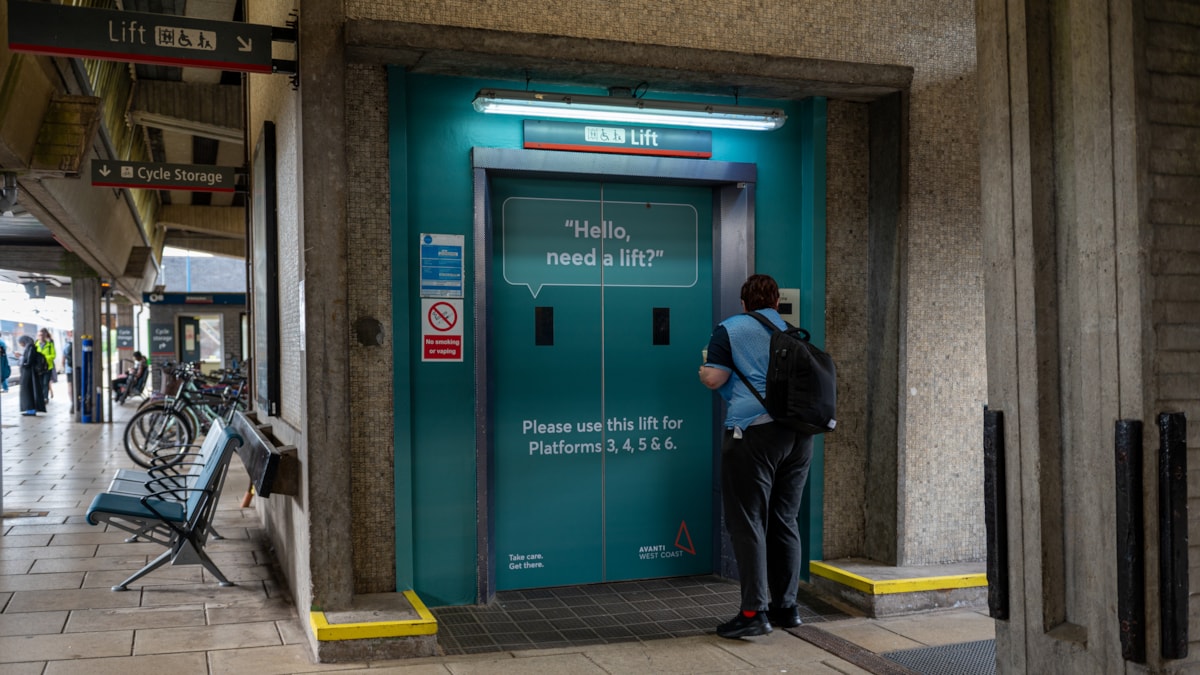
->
xmin=123 ymin=407 xmax=194 ymax=468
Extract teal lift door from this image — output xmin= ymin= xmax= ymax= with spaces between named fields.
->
xmin=491 ymin=176 xmax=714 ymax=590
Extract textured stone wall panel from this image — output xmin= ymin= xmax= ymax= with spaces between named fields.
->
xmin=823 ymin=99 xmax=869 ymax=558
xmin=346 ymin=63 xmax=397 ymax=594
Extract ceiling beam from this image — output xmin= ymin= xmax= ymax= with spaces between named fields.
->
xmin=130 ymin=81 xmax=243 ymax=145
xmin=0 ymin=244 xmax=96 ymax=277
xmin=156 ymin=204 xmax=245 ymax=239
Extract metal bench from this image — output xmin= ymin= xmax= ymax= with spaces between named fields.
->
xmin=85 ymin=421 xmax=243 ymax=591
xmin=105 ymin=418 xmax=234 ymax=542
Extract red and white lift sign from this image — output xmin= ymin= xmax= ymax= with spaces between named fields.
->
xmin=422 ymin=298 xmax=464 ymax=362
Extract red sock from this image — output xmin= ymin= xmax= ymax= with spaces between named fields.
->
xmin=742 ymin=610 xmax=757 ymax=618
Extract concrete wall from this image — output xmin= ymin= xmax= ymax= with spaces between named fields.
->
xmin=978 ymin=0 xmax=1199 ymax=671
xmin=246 ymin=1 xmax=987 ymax=660
xmin=245 ymin=0 xmax=315 ymax=649
xmin=342 ymin=0 xmax=983 ymax=567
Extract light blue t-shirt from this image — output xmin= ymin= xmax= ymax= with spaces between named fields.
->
xmin=704 ymin=309 xmax=787 ymax=430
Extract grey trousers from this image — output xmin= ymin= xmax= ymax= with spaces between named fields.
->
xmin=721 ymin=422 xmax=814 ymax=612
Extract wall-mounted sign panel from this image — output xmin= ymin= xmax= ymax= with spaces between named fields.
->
xmin=419 ymin=233 xmax=464 ymax=298
xmin=92 ymin=160 xmax=237 ymax=193
xmin=523 ymin=120 xmax=712 ymax=158
xmin=116 ymin=326 xmax=134 ymax=348
xmin=7 ymin=0 xmax=274 ymax=73
xmin=149 ymin=323 xmax=175 ymax=359
xmin=421 ymin=298 xmax=464 ymax=362
xmin=143 ymin=292 xmax=247 ymax=305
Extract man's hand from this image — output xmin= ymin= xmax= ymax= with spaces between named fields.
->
xmin=699 ymin=365 xmax=730 ymax=390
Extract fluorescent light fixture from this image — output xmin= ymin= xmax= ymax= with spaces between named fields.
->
xmin=472 ymin=89 xmax=786 ymax=131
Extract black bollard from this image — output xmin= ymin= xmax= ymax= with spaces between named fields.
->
xmin=1158 ymin=412 xmax=1188 ymax=660
xmin=1114 ymin=419 xmax=1144 ymax=663
xmin=983 ymin=407 xmax=1008 ymax=620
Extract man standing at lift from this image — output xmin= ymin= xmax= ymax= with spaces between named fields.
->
xmin=698 ymin=274 xmax=813 ymax=639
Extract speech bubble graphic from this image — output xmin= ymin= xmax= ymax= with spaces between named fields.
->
xmin=502 ymin=197 xmax=698 ymax=298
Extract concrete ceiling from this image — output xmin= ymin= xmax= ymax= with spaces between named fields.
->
xmin=0 ymin=0 xmax=247 ymax=305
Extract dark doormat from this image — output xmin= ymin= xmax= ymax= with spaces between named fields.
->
xmin=882 ymin=639 xmax=996 ymax=675
xmin=431 ymin=575 xmax=848 ymax=655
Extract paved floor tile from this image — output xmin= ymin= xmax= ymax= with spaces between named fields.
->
xmin=29 ymin=555 xmax=148 ymax=574
xmin=42 ymin=651 xmax=208 ymax=675
xmin=818 ymin=619 xmax=926 ymax=654
xmin=0 ymin=533 xmax=53 ymax=547
xmin=66 ymin=605 xmax=206 ymax=633
xmin=207 ymin=598 xmax=296 ymax=624
xmin=49 ymin=531 xmax=137 ymax=546
xmin=134 ymin=620 xmax=283 ymax=654
xmin=876 ymin=610 xmax=995 ymax=646
xmin=206 ymin=643 xmax=363 ymax=674
xmin=0 ymin=544 xmax=97 ymax=560
xmin=0 ymin=559 xmax=33 ymax=575
xmin=94 ymin=542 xmax=173 ymax=557
xmin=5 ymin=523 xmax=106 ymax=536
xmin=5 ymin=586 xmax=143 ymax=612
xmin=443 ymin=652 xmax=610 ymax=675
xmin=0 ymin=629 xmax=133 ymax=663
xmin=277 ymin=617 xmax=311 ymax=645
xmin=0 ymin=571 xmax=83 ymax=592
xmin=0 ymin=610 xmax=68 ymax=636
xmin=140 ymin=581 xmax=268 ymax=607
xmin=0 ymin=661 xmax=45 ymax=675
xmin=576 ymin=635 xmax=757 ymax=674
xmin=83 ymin=567 xmax=205 ymax=589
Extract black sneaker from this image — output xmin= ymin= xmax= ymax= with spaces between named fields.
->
xmin=716 ymin=611 xmax=772 ymax=639
xmin=768 ymin=606 xmax=802 ymax=628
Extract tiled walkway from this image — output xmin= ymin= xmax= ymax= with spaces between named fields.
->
xmin=1 ymin=384 xmax=996 ymax=674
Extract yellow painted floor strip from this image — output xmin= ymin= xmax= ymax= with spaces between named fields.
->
xmin=311 ymin=590 xmax=438 ymax=641
xmin=810 ymin=561 xmax=987 ymax=595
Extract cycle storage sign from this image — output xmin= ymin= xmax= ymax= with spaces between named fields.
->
xmin=422 ymin=298 xmax=463 ymax=362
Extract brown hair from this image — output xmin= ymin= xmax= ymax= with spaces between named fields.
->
xmin=740 ymin=274 xmax=779 ymax=311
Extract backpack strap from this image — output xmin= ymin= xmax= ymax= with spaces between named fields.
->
xmin=746 ymin=310 xmax=811 ymax=341
xmin=728 ymin=312 xmax=776 ymax=411
xmin=727 ymin=311 xmax=813 ymax=411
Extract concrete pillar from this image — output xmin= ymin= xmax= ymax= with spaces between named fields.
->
xmin=974 ymin=0 xmax=1199 ymax=672
xmin=299 ymin=0 xmax=354 ymax=612
xmin=71 ymin=278 xmax=103 ymax=423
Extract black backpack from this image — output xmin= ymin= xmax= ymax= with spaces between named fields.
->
xmin=730 ymin=312 xmax=837 ymax=435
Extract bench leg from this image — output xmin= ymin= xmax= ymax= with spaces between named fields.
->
xmin=174 ymin=537 xmax=236 ymax=587
xmin=112 ymin=548 xmax=173 ymax=591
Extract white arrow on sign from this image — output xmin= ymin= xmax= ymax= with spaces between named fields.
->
xmin=237 ymin=36 xmax=252 ymax=52
xmin=98 ymin=165 xmax=111 ymax=177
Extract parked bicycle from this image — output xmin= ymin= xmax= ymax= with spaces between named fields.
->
xmin=122 ymin=362 xmax=248 ymax=467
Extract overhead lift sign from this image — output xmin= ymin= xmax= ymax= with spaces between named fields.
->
xmin=7 ymin=0 xmax=274 ymax=73
xmin=92 ymin=160 xmax=237 ymax=193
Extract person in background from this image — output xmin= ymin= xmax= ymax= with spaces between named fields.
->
xmin=698 ymin=274 xmax=814 ymax=639
xmin=63 ymin=338 xmax=73 ymax=413
xmin=0 ymin=337 xmax=10 ymax=393
xmin=18 ymin=335 xmax=47 ymax=415
xmin=36 ymin=328 xmax=56 ymax=401
xmin=112 ymin=351 xmax=147 ymax=404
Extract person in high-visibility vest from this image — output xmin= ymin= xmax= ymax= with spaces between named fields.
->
xmin=35 ymin=328 xmax=56 ymax=402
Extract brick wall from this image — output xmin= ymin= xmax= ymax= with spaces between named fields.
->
xmin=1145 ymin=1 xmax=1200 ymax=657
